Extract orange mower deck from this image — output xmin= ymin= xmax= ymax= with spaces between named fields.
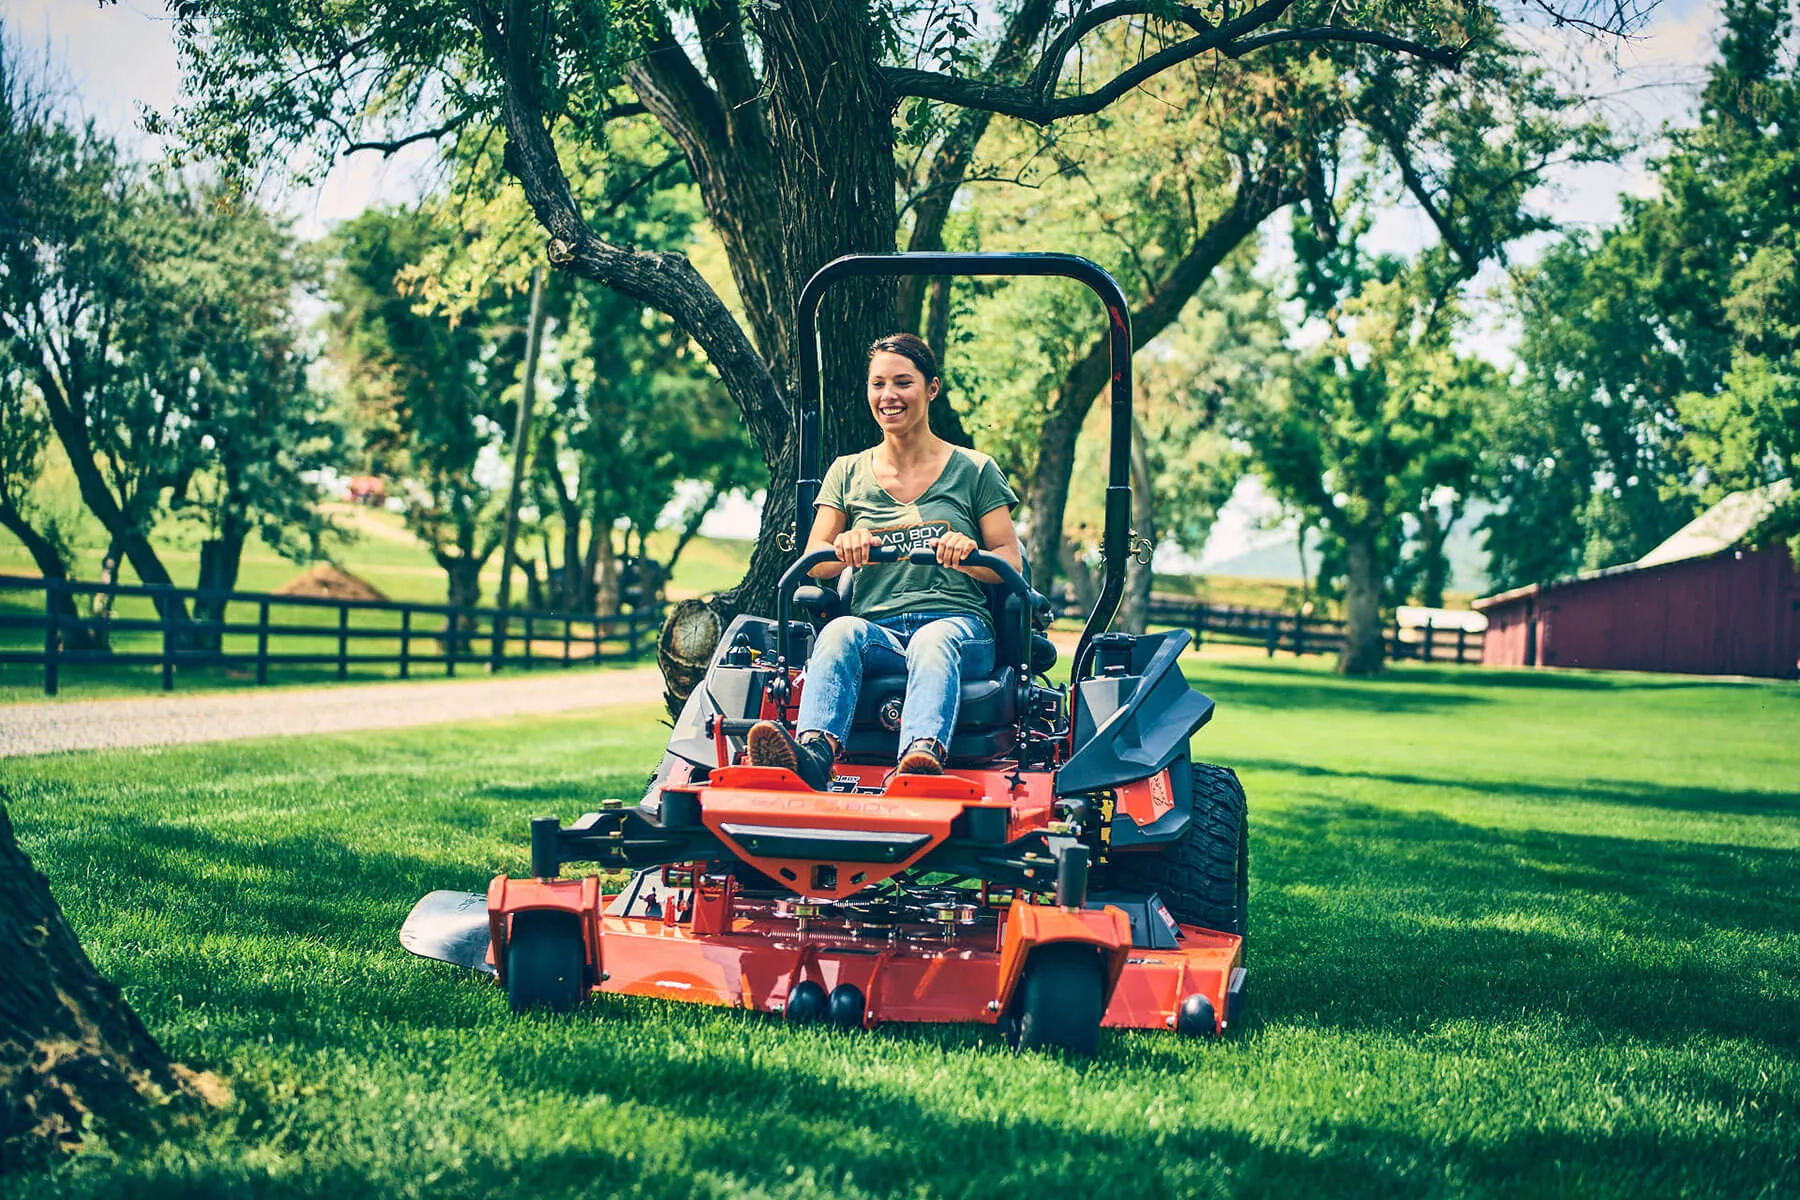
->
xmin=484 ymin=875 xmax=1246 ymax=1034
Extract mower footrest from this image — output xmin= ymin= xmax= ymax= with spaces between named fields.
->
xmin=718 ymin=823 xmax=932 ymax=863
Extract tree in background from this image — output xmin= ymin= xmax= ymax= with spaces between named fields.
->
xmin=1487 ymin=0 xmax=1800 ymax=587
xmin=1673 ymin=0 xmax=1800 ymax=549
xmin=1236 ymin=260 xmax=1493 ymax=674
xmin=327 ymin=206 xmax=529 ymax=615
xmin=1 ymin=34 xmax=334 ymax=642
xmin=159 ymin=189 xmax=338 ymax=640
xmin=0 ymin=56 xmax=195 ymax=633
xmin=163 ymin=0 xmax=1651 ymax=694
xmin=399 ymin=120 xmax=763 ymax=615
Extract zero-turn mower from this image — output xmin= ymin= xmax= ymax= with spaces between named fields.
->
xmin=401 ymin=253 xmax=1248 ymax=1055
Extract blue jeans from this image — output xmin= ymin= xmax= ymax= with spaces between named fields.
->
xmin=797 ymin=613 xmax=995 ymax=753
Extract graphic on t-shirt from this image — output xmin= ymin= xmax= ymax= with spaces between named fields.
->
xmin=872 ymin=521 xmax=951 ymax=553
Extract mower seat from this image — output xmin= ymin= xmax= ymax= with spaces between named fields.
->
xmin=802 ymin=553 xmax=1046 ymax=766
xmin=843 ymin=666 xmax=1019 ymax=765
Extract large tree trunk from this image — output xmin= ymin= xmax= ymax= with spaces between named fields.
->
xmin=0 ymin=504 xmax=102 ymax=652
xmin=1339 ymin=527 xmax=1385 ymax=676
xmin=194 ymin=522 xmax=248 ymax=655
xmin=594 ymin=528 xmax=620 ymax=617
xmin=0 ymin=798 xmax=212 ymax=1166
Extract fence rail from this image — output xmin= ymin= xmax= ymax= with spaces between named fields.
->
xmin=0 ymin=574 xmax=662 ymax=696
xmin=1055 ymin=595 xmax=1485 ymax=665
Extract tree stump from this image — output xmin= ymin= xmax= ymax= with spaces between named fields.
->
xmin=657 ymin=599 xmax=723 ymax=720
xmin=0 ymin=796 xmax=218 ymax=1166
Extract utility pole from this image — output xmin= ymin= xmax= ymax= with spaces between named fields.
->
xmin=491 ymin=265 xmax=547 ymax=671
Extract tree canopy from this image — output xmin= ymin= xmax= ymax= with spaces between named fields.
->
xmin=162 ymin=0 xmax=1658 ymax=651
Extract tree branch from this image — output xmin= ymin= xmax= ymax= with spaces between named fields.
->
xmin=469 ymin=0 xmax=788 ymax=466
xmin=887 ymin=1 xmax=1467 ymax=124
xmin=899 ymin=0 xmax=1056 ymax=329
xmin=330 ymin=110 xmax=475 ymax=158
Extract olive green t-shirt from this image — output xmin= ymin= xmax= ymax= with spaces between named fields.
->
xmin=816 ymin=446 xmax=1019 ymax=629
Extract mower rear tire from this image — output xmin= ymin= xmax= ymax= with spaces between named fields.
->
xmin=1108 ymin=762 xmax=1248 ymax=946
xmin=506 ymin=910 xmax=587 ymax=1014
xmin=1015 ymin=942 xmax=1106 ymax=1056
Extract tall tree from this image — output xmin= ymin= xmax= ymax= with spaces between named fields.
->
xmin=0 ymin=65 xmax=196 ymax=631
xmin=165 ymin=1 xmax=1652 ymax=674
xmin=328 ymin=206 xmax=530 ymax=614
xmin=1487 ymin=0 xmax=1800 ymax=587
xmin=162 ymin=189 xmax=338 ymax=639
xmin=1235 ymin=262 xmax=1493 ymax=674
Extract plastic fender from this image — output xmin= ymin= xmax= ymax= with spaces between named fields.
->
xmin=994 ymin=900 xmax=1132 ymax=1016
xmin=487 ymin=874 xmax=604 ymax=989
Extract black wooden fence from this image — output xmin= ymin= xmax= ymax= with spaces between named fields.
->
xmin=1055 ymin=595 xmax=1484 ymax=664
xmin=0 ymin=574 xmax=662 ymax=696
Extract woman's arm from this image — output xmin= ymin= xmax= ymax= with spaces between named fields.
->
xmin=934 ymin=505 xmax=1024 ymax=585
xmin=803 ymin=506 xmax=869 ymax=578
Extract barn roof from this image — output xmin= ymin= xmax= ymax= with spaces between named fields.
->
xmin=1635 ymin=479 xmax=1793 ymax=569
xmin=1474 ymin=479 xmax=1793 ymax=611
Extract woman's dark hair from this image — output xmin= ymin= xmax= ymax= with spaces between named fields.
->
xmin=867 ymin=332 xmax=938 ymax=381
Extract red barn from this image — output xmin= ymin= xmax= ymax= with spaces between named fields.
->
xmin=1474 ymin=484 xmax=1800 ymax=680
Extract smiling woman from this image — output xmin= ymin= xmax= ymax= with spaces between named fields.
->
xmin=745 ymin=332 xmax=1024 ymax=785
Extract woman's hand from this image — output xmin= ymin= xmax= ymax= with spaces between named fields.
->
xmin=833 ymin=528 xmax=878 ymax=568
xmin=933 ymin=531 xmax=979 ymax=568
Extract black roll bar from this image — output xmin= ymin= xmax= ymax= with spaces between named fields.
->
xmin=795 ymin=252 xmax=1134 ymax=683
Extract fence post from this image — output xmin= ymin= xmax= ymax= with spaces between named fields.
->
xmin=446 ymin=611 xmax=457 ymax=677
xmin=1422 ymin=619 xmax=1434 ymax=663
xmin=562 ymin=614 xmax=572 ymax=668
xmin=1265 ymin=614 xmax=1278 ymax=658
xmin=400 ymin=607 xmax=412 ymax=679
xmin=1192 ymin=604 xmax=1206 ymax=649
xmin=337 ymin=604 xmax=350 ymax=681
xmin=1457 ymin=625 xmax=1468 ymax=665
xmin=1293 ymin=612 xmax=1307 ymax=658
xmin=627 ymin=608 xmax=639 ymax=660
xmin=257 ymin=598 xmax=270 ymax=686
xmin=160 ymin=586 xmax=174 ymax=692
xmin=593 ymin=616 xmax=603 ymax=663
xmin=43 ymin=579 xmax=60 ymax=696
xmin=523 ymin=613 xmax=534 ymax=669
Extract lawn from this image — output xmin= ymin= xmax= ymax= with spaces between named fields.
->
xmin=3 ymin=658 xmax=1797 ymax=1198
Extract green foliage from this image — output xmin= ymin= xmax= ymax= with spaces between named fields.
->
xmin=327 ymin=205 xmax=527 ymax=592
xmin=0 ymin=32 xmax=333 ymax=597
xmin=1238 ymin=273 xmax=1493 ymax=582
xmin=1489 ymin=0 xmax=1800 ymax=586
xmin=4 ymin=660 xmax=1798 ymax=1196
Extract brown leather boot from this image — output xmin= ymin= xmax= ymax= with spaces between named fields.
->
xmin=746 ymin=721 xmax=835 ymax=790
xmin=895 ymin=738 xmax=945 ymax=775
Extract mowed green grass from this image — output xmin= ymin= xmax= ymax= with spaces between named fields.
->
xmin=3 ymin=659 xmax=1798 ymax=1198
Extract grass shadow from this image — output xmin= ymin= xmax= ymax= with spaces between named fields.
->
xmin=1248 ymin=802 xmax=1800 ymax=1050
xmin=1230 ymin=758 xmax=1800 ymax=821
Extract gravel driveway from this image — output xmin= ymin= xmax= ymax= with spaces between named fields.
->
xmin=0 ymin=667 xmax=666 ymax=758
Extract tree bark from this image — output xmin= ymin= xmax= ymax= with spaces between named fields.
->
xmin=0 ymin=504 xmax=100 ymax=651
xmin=594 ymin=526 xmax=620 ymax=617
xmin=1338 ymin=527 xmax=1385 ymax=675
xmin=0 ymin=797 xmax=214 ymax=1166
xmin=441 ymin=555 xmax=483 ymax=652
xmin=194 ymin=522 xmax=248 ymax=655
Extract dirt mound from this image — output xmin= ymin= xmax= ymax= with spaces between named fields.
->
xmin=274 ymin=564 xmax=388 ymax=603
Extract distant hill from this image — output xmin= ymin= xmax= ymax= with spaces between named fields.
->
xmin=1199 ymin=507 xmax=1492 ymax=595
